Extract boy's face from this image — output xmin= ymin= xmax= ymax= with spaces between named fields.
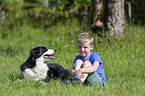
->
xmin=77 ymin=42 xmax=93 ymax=59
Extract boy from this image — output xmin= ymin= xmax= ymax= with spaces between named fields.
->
xmin=71 ymin=33 xmax=106 ymax=87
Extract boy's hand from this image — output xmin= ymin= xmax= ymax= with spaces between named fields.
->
xmin=71 ymin=69 xmax=75 ymax=76
xmin=75 ymin=69 xmax=82 ymax=78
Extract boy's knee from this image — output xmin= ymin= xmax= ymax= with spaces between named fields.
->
xmin=83 ymin=61 xmax=92 ymax=67
xmin=75 ymin=59 xmax=83 ymax=65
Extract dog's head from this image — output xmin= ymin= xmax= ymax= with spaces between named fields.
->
xmin=20 ymin=46 xmax=56 ymax=78
xmin=29 ymin=46 xmax=56 ymax=61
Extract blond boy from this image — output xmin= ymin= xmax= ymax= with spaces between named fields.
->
xmin=71 ymin=33 xmax=106 ymax=86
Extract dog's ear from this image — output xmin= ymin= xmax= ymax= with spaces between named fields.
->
xmin=30 ymin=49 xmax=40 ymax=57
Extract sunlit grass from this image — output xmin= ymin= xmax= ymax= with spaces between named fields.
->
xmin=0 ymin=21 xmax=144 ymax=96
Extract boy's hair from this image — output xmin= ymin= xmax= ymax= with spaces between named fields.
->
xmin=77 ymin=33 xmax=94 ymax=45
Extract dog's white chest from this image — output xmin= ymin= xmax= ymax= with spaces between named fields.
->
xmin=22 ymin=62 xmax=49 ymax=81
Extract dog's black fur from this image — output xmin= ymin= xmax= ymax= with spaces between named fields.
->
xmin=20 ymin=46 xmax=72 ymax=82
xmin=46 ymin=63 xmax=72 ymax=82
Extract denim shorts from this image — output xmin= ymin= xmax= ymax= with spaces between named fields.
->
xmin=86 ymin=72 xmax=103 ymax=87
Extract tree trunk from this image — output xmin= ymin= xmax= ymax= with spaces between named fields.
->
xmin=103 ymin=0 xmax=125 ymax=38
xmin=91 ymin=0 xmax=103 ymax=35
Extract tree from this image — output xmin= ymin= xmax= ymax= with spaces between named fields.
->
xmin=91 ymin=0 xmax=125 ymax=39
xmin=91 ymin=0 xmax=103 ymax=35
xmin=103 ymin=0 xmax=125 ymax=38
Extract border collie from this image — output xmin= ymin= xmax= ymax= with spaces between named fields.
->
xmin=20 ymin=46 xmax=72 ymax=82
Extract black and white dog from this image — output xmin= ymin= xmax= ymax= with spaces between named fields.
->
xmin=20 ymin=46 xmax=72 ymax=82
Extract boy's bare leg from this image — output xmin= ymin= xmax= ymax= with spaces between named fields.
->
xmin=80 ymin=74 xmax=88 ymax=82
xmin=71 ymin=60 xmax=83 ymax=76
xmin=80 ymin=61 xmax=93 ymax=82
xmin=75 ymin=59 xmax=83 ymax=71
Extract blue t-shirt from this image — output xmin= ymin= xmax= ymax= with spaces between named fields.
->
xmin=73 ymin=51 xmax=106 ymax=85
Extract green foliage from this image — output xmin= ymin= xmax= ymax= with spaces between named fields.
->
xmin=1 ymin=0 xmax=144 ymax=34
xmin=0 ymin=20 xmax=144 ymax=96
xmin=0 ymin=0 xmax=92 ymax=31
xmin=2 ymin=0 xmax=23 ymax=27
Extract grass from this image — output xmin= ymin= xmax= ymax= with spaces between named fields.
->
xmin=0 ymin=20 xmax=145 ymax=96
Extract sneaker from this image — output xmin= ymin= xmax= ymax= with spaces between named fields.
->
xmin=66 ymin=80 xmax=71 ymax=85
xmin=72 ymin=76 xmax=83 ymax=85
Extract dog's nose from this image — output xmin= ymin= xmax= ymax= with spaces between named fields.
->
xmin=54 ymin=50 xmax=57 ymax=53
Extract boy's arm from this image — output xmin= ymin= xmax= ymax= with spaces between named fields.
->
xmin=75 ymin=61 xmax=99 ymax=77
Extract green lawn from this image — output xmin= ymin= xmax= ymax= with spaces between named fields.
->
xmin=0 ymin=21 xmax=144 ymax=96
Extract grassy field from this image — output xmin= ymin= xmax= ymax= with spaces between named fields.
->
xmin=0 ymin=20 xmax=144 ymax=96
